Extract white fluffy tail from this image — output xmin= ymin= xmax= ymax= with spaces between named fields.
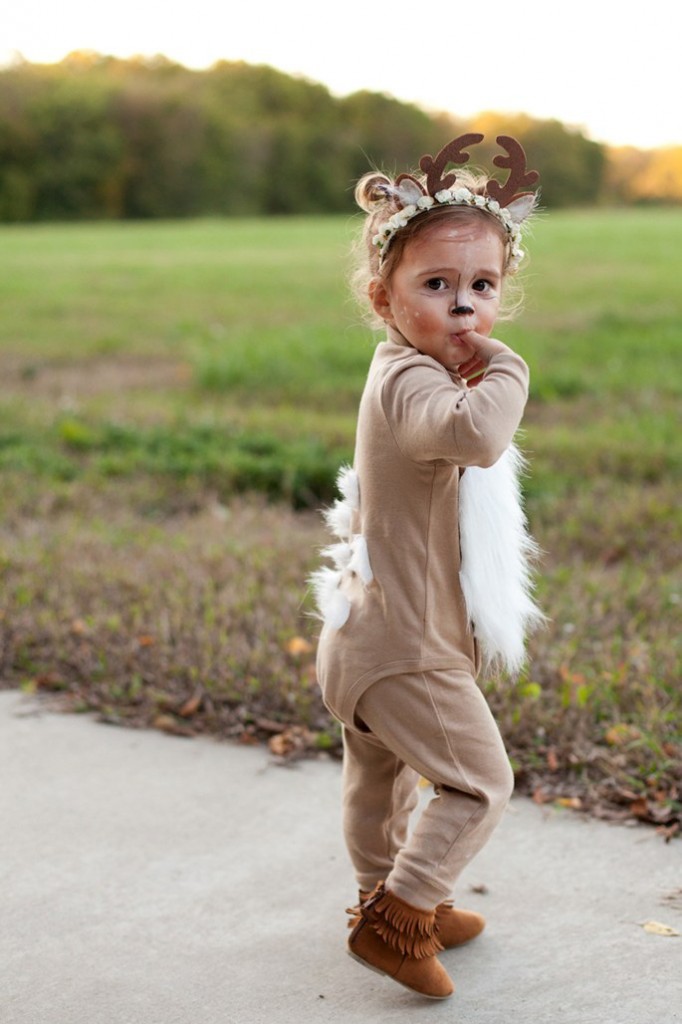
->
xmin=459 ymin=443 xmax=546 ymax=675
xmin=309 ymin=465 xmax=373 ymax=629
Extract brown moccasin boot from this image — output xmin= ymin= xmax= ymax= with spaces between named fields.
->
xmin=350 ymin=889 xmax=485 ymax=950
xmin=434 ymin=899 xmax=485 ymax=948
xmin=347 ymin=882 xmax=454 ymax=999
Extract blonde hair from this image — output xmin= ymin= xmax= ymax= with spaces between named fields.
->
xmin=351 ymin=167 xmax=526 ymax=326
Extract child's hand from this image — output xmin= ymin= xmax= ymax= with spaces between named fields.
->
xmin=457 ymin=355 xmax=487 ymax=387
xmin=456 ymin=330 xmax=512 ymax=388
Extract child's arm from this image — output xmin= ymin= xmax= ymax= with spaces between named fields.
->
xmin=382 ymin=338 xmax=529 ymax=467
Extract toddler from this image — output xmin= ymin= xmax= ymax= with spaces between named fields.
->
xmin=311 ymin=134 xmax=544 ymax=999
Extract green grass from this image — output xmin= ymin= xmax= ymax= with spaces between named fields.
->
xmin=0 ymin=217 xmax=355 ymax=360
xmin=0 ymin=210 xmax=680 ymax=830
xmin=1 ymin=210 xmax=680 ymax=494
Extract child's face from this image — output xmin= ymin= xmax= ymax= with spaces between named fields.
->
xmin=371 ymin=217 xmax=505 ymax=372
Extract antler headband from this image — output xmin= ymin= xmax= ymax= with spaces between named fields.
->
xmin=371 ymin=134 xmax=540 ymax=270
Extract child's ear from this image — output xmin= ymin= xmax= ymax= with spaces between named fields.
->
xmin=369 ymin=278 xmax=394 ymax=322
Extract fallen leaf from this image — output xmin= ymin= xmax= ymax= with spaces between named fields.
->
xmin=238 ymin=731 xmax=260 ymax=746
xmin=559 ymin=664 xmax=586 ymax=685
xmin=256 ymin=717 xmax=287 ymax=734
xmin=153 ymin=714 xmax=193 ymax=737
xmin=285 ymin=636 xmax=313 ymax=656
xmin=35 ymin=672 xmax=65 ymax=691
xmin=605 ymin=723 xmax=641 ymax=747
xmin=555 ymin=797 xmax=582 ymax=810
xmin=547 ymin=747 xmax=559 ymax=772
xmin=629 ymin=798 xmax=650 ymax=819
xmin=642 ymin=921 xmax=680 ymax=937
xmin=137 ymin=634 xmax=156 ymax=647
xmin=268 ymin=726 xmax=314 ymax=758
xmin=178 ymin=692 xmax=202 ymax=718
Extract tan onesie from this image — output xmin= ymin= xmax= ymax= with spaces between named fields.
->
xmin=314 ymin=327 xmax=530 ymax=908
xmin=316 ymin=328 xmax=529 ymax=723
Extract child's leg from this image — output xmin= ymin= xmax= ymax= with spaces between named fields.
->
xmin=342 ymin=726 xmax=420 ymax=892
xmin=354 ymin=669 xmax=514 ymax=909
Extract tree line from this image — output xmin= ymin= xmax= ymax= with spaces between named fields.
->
xmin=0 ymin=52 xmax=677 ymax=222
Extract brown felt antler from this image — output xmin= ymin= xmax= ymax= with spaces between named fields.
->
xmin=418 ymin=133 xmax=485 ymax=195
xmin=485 ymin=135 xmax=539 ymax=206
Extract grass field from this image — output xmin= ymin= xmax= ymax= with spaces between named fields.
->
xmin=0 ymin=210 xmax=680 ymax=832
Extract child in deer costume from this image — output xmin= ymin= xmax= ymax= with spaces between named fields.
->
xmin=311 ymin=134 xmax=545 ymax=999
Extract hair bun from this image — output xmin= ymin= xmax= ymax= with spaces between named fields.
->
xmin=354 ymin=172 xmax=397 ymax=213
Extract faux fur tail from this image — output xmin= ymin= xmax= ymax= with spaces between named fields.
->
xmin=308 ymin=464 xmax=373 ymax=629
xmin=459 ymin=442 xmax=546 ymax=675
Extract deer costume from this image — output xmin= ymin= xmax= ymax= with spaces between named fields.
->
xmin=311 ymin=135 xmax=544 ymax=999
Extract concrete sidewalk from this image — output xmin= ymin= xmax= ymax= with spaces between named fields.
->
xmin=1 ymin=689 xmax=680 ymax=1024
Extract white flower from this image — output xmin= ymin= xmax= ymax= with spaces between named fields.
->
xmin=371 ymin=171 xmax=533 ymax=266
xmin=390 ymin=212 xmax=409 ymax=229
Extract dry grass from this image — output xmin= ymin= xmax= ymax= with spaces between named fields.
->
xmin=0 ymin=479 xmax=333 ymax=742
xmin=0 ymin=473 xmax=679 ymax=833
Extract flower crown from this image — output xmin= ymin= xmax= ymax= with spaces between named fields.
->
xmin=371 ymin=133 xmax=540 ymax=272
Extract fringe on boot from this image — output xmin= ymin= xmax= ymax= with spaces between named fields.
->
xmin=347 ymin=882 xmax=454 ymax=998
xmin=348 ymin=889 xmax=485 ymax=949
xmin=366 ymin=885 xmax=444 ymax=959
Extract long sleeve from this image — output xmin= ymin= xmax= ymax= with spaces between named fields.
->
xmin=380 ymin=350 xmax=529 ymax=467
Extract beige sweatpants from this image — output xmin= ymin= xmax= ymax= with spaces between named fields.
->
xmin=342 ymin=669 xmax=514 ymax=910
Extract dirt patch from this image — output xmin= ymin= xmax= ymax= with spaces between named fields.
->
xmin=1 ymin=354 xmax=192 ymax=399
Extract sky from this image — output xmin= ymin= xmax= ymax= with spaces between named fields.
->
xmin=1 ymin=0 xmax=679 ymax=150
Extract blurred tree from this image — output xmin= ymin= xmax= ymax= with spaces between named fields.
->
xmin=338 ymin=90 xmax=446 ymax=186
xmin=631 ymin=147 xmax=682 ymax=202
xmin=7 ymin=56 xmax=678 ymax=220
xmin=0 ymin=72 xmax=37 ymax=220
xmin=113 ymin=81 xmax=205 ymax=218
xmin=205 ymin=62 xmax=349 ymax=213
xmin=604 ymin=146 xmax=682 ymax=204
xmin=28 ymin=78 xmax=123 ymax=219
xmin=605 ymin=146 xmax=650 ymax=203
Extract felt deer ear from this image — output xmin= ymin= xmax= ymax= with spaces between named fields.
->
xmin=395 ymin=174 xmax=426 ymax=207
xmin=505 ymin=193 xmax=537 ymax=224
